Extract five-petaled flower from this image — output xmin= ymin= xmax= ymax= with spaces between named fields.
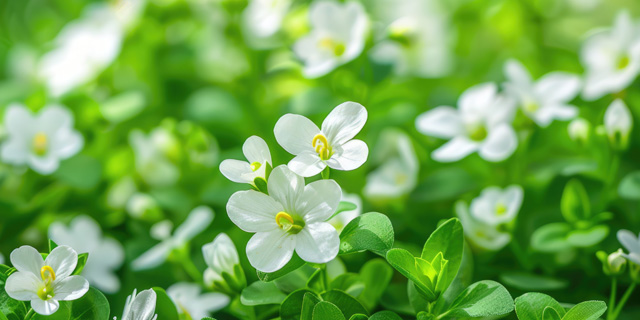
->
xmin=220 ymin=136 xmax=272 ymax=186
xmin=274 ymin=101 xmax=368 ymax=177
xmin=5 ymin=245 xmax=89 ymax=315
xmin=227 ymin=165 xmax=341 ymax=272
xmin=470 ymin=185 xmax=523 ymax=227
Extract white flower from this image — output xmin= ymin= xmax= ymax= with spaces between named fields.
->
xmin=293 ymin=1 xmax=368 ymax=78
xmin=617 ymin=230 xmax=640 ymax=265
xmin=0 ymin=252 xmax=4 ymax=265
xmin=604 ymin=99 xmax=633 ymax=149
xmin=220 ymin=136 xmax=272 ymax=185
xmin=129 ymin=128 xmax=180 ymax=187
xmin=48 ymin=215 xmax=124 ymax=293
xmin=415 ymin=83 xmax=517 ymax=162
xmin=455 ymin=201 xmax=511 ymax=251
xmin=369 ymin=0 xmax=453 ymax=78
xmin=126 ymin=193 xmax=161 ymax=219
xmin=117 ymin=289 xmax=157 ymax=320
xmin=328 ymin=192 xmax=362 ymax=232
xmin=607 ymin=249 xmax=627 ymax=274
xmin=131 ymin=206 xmax=214 ymax=270
xmin=470 ymin=185 xmax=523 ymax=227
xmin=581 ymin=11 xmax=640 ymax=100
xmin=242 ymin=0 xmax=292 ymax=39
xmin=503 ymin=59 xmax=581 ymax=127
xmin=363 ymin=128 xmax=418 ymax=199
xmin=202 ymin=233 xmax=240 ymax=285
xmin=274 ymin=101 xmax=368 ymax=177
xmin=568 ymin=118 xmax=591 ymax=143
xmin=1 ymin=103 xmax=83 ymax=174
xmin=227 ymin=165 xmax=341 ymax=272
xmin=167 ymin=282 xmax=229 ymax=320
xmin=5 ymin=246 xmax=89 ymax=315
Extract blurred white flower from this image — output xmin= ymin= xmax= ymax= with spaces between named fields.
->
xmin=364 ymin=128 xmax=418 ymax=199
xmin=369 ymin=0 xmax=454 ymax=78
xmin=117 ymin=288 xmax=158 ymax=320
xmin=227 ymin=165 xmax=341 ymax=272
xmin=415 ymin=83 xmax=517 ymax=162
xmin=581 ymin=11 xmax=640 ymax=100
xmin=5 ymin=246 xmax=89 ymax=315
xmin=617 ymin=230 xmax=640 ymax=265
xmin=503 ymin=59 xmax=581 ymax=127
xmin=0 ymin=252 xmax=4 ymax=265
xmin=328 ymin=192 xmax=362 ymax=232
xmin=293 ymin=1 xmax=368 ymax=78
xmin=470 ymin=185 xmax=523 ymax=227
xmin=49 ymin=215 xmax=125 ymax=294
xmin=568 ymin=117 xmax=591 ymax=143
xmin=242 ymin=0 xmax=292 ymax=39
xmin=126 ymin=193 xmax=161 ymax=220
xmin=274 ymin=102 xmax=368 ymax=177
xmin=220 ymin=136 xmax=272 ymax=185
xmin=167 ymin=282 xmax=229 ymax=319
xmin=202 ymin=233 xmax=240 ymax=285
xmin=607 ymin=249 xmax=627 ymax=274
xmin=129 ymin=128 xmax=180 ymax=187
xmin=132 ymin=206 xmax=214 ymax=270
xmin=604 ymin=99 xmax=633 ymax=149
xmin=107 ymin=176 xmax=138 ymax=210
xmin=1 ymin=103 xmax=83 ymax=175
xmin=456 ymin=201 xmax=511 ymax=251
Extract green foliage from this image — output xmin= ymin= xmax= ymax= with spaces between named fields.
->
xmin=339 ymin=212 xmax=394 ymax=257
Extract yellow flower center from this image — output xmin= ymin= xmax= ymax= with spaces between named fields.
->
xmin=618 ymin=55 xmax=630 ymax=70
xmin=32 ymin=132 xmax=48 ymax=156
xmin=388 ymin=24 xmax=414 ymax=47
xmin=38 ymin=266 xmax=56 ymax=301
xmin=250 ymin=162 xmax=262 ymax=172
xmin=523 ymin=101 xmax=539 ymax=113
xmin=495 ymin=203 xmax=507 ymax=216
xmin=312 ymin=134 xmax=333 ymax=161
xmin=318 ymin=37 xmax=346 ymax=57
xmin=275 ymin=211 xmax=304 ymax=234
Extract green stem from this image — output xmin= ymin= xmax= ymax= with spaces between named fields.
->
xmin=24 ymin=308 xmax=35 ymax=320
xmin=612 ymin=282 xmax=636 ymax=319
xmin=321 ymin=167 xmax=330 ymax=180
xmin=608 ymin=278 xmax=617 ymax=320
xmin=176 ymin=248 xmax=203 ymax=283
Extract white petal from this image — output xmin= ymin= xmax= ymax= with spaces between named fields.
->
xmin=296 ymin=179 xmax=341 ymax=223
xmin=1 ymin=138 xmax=30 ymax=164
xmin=227 ymin=190 xmax=283 ymax=232
xmin=131 ymin=241 xmax=172 ymax=271
xmin=196 ymin=293 xmax=230 ymax=315
xmin=243 ymin=135 xmax=271 ymax=164
xmin=173 ymin=206 xmax=214 ymax=243
xmin=431 ymin=137 xmax=478 ymax=162
xmin=127 ymin=289 xmax=157 ymax=320
xmin=5 ymin=272 xmax=41 ymax=300
xmin=267 ymin=165 xmax=305 ymax=212
xmin=51 ymin=129 xmax=83 ymax=159
xmin=504 ymin=59 xmax=532 ymax=87
xmin=246 ymin=231 xmax=296 ymax=273
xmin=618 ymin=230 xmax=640 ymax=254
xmin=83 ymin=267 xmax=120 ymax=294
xmin=44 ymin=245 xmax=78 ymax=279
xmin=53 ymin=275 xmax=89 ymax=300
xmin=220 ymin=159 xmax=253 ymax=184
xmin=36 ymin=104 xmax=74 ymax=135
xmin=4 ymin=103 xmax=35 ymax=137
xmin=478 ymin=124 xmax=517 ymax=162
xmin=533 ymin=105 xmax=578 ymax=127
xmin=415 ymin=106 xmax=463 ymax=139
xmin=504 ymin=185 xmax=524 ymax=216
xmin=202 ymin=233 xmax=239 ymax=274
xmin=287 ymin=152 xmax=326 ymax=177
xmin=31 ymin=299 xmax=59 ymax=316
xmin=95 ymin=237 xmax=125 ymax=269
xmin=458 ymin=83 xmax=498 ymax=118
xmin=295 ymin=223 xmax=339 ymax=264
xmin=274 ymin=114 xmax=320 ymax=155
xmin=605 ymin=99 xmax=632 ymax=137
xmin=534 ymin=72 xmax=581 ymax=103
xmin=10 ymin=246 xmax=44 ymax=276
xmin=326 ymin=139 xmax=368 ymax=171
xmin=28 ymin=154 xmax=60 ymax=175
xmin=321 ymin=102 xmax=367 ymax=145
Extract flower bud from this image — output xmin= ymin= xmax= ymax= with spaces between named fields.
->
xmin=597 ymin=249 xmax=627 ymax=276
xmin=567 ymin=118 xmax=591 ymax=144
xmin=202 ymin=233 xmax=245 ymax=294
xmin=604 ymin=99 xmax=632 ymax=150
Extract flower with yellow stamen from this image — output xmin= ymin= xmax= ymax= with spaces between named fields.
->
xmin=470 ymin=185 xmax=523 ymax=227
xmin=220 ymin=136 xmax=272 ymax=187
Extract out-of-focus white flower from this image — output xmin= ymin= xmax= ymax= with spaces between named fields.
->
xmin=568 ymin=117 xmax=591 ymax=143
xmin=470 ymin=185 xmax=523 ymax=227
xmin=604 ymin=99 xmax=633 ymax=149
xmin=293 ymin=1 xmax=368 ymax=78
xmin=220 ymin=136 xmax=272 ymax=186
xmin=202 ymin=233 xmax=240 ymax=285
xmin=456 ymin=201 xmax=511 ymax=251
xmin=242 ymin=0 xmax=292 ymax=39
xmin=369 ymin=0 xmax=453 ymax=78
xmin=503 ymin=59 xmax=581 ymax=127
xmin=618 ymin=230 xmax=640 ymax=265
xmin=126 ymin=193 xmax=161 ymax=220
xmin=5 ymin=246 xmax=89 ymax=315
xmin=364 ymin=128 xmax=418 ymax=199
xmin=117 ymin=288 xmax=158 ymax=320
xmin=107 ymin=176 xmax=138 ymax=210
xmin=129 ymin=128 xmax=180 ymax=187
xmin=1 ymin=103 xmax=83 ymax=174
xmin=131 ymin=206 xmax=214 ymax=270
xmin=581 ymin=11 xmax=640 ymax=100
xmin=167 ymin=283 xmax=229 ymax=320
xmin=416 ymin=83 xmax=517 ymax=162
xmin=275 ymin=102 xmax=368 ymax=177
xmin=49 ymin=215 xmax=125 ymax=293
xmin=227 ymin=165 xmax=341 ymax=272
xmin=0 ymin=252 xmax=4 ymax=265
xmin=328 ymin=193 xmax=362 ymax=232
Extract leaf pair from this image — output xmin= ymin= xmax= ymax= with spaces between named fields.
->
xmin=515 ymin=292 xmax=606 ymax=320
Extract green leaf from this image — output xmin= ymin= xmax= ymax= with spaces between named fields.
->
xmin=258 ymin=253 xmax=306 ymax=282
xmin=312 ymin=301 xmax=345 ymax=320
xmin=68 ymin=287 xmax=110 ymax=320
xmin=358 ymin=259 xmax=392 ymax=311
xmin=348 ymin=314 xmax=368 ymax=320
xmin=339 ymin=212 xmax=394 ymax=257
xmin=619 ymin=171 xmax=640 ymax=200
xmin=566 ymin=225 xmax=608 ymax=248
xmin=542 ymin=306 xmax=563 ymax=320
xmin=386 ymin=248 xmax=435 ymax=300
xmin=515 ymin=292 xmax=566 ymax=320
xmin=531 ymin=223 xmax=573 ymax=253
xmin=0 ymin=285 xmax=28 ymax=320
xmin=54 ymin=155 xmax=102 ymax=190
xmin=301 ymin=292 xmax=323 ymax=320
xmin=321 ymin=290 xmax=369 ymax=319
xmin=241 ymin=281 xmax=287 ymax=306
xmin=327 ymin=201 xmax=358 ymax=221
xmin=254 ymin=177 xmax=269 ymax=194
xmin=562 ymin=301 xmax=606 ymax=320
xmin=49 ymin=240 xmax=59 ymax=252
xmin=152 ymin=287 xmax=179 ymax=320
xmin=330 ymin=273 xmax=364 ymax=298
xmin=369 ymin=311 xmax=403 ymax=320
xmin=499 ymin=272 xmax=569 ymax=291
xmin=307 ymin=268 xmax=326 ymax=292
xmin=281 ymin=289 xmax=314 ymax=320
xmin=561 ymin=179 xmax=590 ymax=223
xmin=421 ymin=218 xmax=463 ymax=295
xmin=441 ymin=280 xmax=514 ymax=319
xmin=99 ymin=90 xmax=146 ymax=123
xmin=72 ymin=253 xmax=89 ymax=276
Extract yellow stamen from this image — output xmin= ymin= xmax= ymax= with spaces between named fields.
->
xmin=312 ymin=134 xmax=333 ymax=160
xmin=495 ymin=203 xmax=507 ymax=216
xmin=318 ymin=38 xmax=346 ymax=57
xmin=250 ymin=162 xmax=262 ymax=172
xmin=275 ymin=212 xmax=294 ymax=229
xmin=32 ymin=132 xmax=48 ymax=156
xmin=40 ymin=266 xmax=56 ymax=282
